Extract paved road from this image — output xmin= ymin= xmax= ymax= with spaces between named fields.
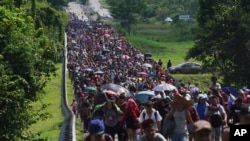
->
xmin=88 ymin=0 xmax=112 ymax=18
xmin=66 ymin=1 xmax=117 ymax=141
xmin=66 ymin=2 xmax=88 ymax=20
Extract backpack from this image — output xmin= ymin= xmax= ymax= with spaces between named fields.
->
xmin=208 ymin=105 xmax=223 ymax=128
xmin=142 ymin=110 xmax=158 ymax=121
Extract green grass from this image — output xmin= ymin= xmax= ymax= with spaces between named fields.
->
xmin=131 ymin=23 xmax=194 ymax=42
xmin=28 ymin=64 xmax=64 ymax=140
xmin=127 ymin=36 xmax=195 ymax=66
xmin=124 ymin=22 xmax=197 ymax=66
xmin=28 ymin=64 xmax=85 ymax=141
xmin=173 ymin=74 xmax=213 ymax=92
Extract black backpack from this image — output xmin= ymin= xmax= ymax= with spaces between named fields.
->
xmin=209 ymin=106 xmax=223 ymax=128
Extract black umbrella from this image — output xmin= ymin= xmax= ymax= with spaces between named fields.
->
xmin=100 ymin=83 xmax=133 ymax=98
xmin=94 ymin=92 xmax=109 ymax=105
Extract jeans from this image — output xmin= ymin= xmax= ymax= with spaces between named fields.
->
xmin=212 ymin=127 xmax=222 ymax=141
xmin=171 ymin=132 xmax=187 ymax=141
xmin=82 ymin=116 xmax=90 ymax=131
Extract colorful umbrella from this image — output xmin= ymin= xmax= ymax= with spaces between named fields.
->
xmin=104 ymin=33 xmax=110 ymax=38
xmin=103 ymin=89 xmax=119 ymax=97
xmin=100 ymin=83 xmax=133 ymax=97
xmin=138 ymin=72 xmax=148 ymax=77
xmin=122 ymin=55 xmax=130 ymax=60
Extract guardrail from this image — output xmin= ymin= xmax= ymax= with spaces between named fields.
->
xmin=58 ymin=33 xmax=76 ymax=141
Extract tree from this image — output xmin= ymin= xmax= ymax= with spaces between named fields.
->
xmin=0 ymin=6 xmax=59 ymax=140
xmin=47 ymin=0 xmax=67 ymax=9
xmin=186 ymin=0 xmax=250 ymax=87
xmin=107 ymin=0 xmax=146 ymax=34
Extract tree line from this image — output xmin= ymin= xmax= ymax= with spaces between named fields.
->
xmin=0 ymin=0 xmax=70 ymax=140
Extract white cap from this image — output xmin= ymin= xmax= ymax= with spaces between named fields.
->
xmin=197 ymin=94 xmax=205 ymax=100
xmin=154 ymin=94 xmax=162 ymax=99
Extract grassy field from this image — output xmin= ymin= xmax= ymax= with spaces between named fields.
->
xmin=27 ymin=64 xmax=64 ymax=140
xmin=121 ymin=22 xmax=197 ymax=66
xmin=128 ymin=36 xmax=195 ymax=66
xmin=28 ymin=64 xmax=84 ymax=141
xmin=126 ymin=22 xmax=213 ymax=91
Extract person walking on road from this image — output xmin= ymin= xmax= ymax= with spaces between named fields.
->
xmin=85 ymin=118 xmax=113 ymax=141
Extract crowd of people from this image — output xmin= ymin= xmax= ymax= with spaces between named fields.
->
xmin=66 ymin=12 xmax=250 ymax=141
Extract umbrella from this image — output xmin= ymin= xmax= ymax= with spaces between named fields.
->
xmin=83 ymin=68 xmax=93 ymax=72
xmin=84 ymin=86 xmax=98 ymax=93
xmin=221 ymin=87 xmax=238 ymax=97
xmin=144 ymin=53 xmax=152 ymax=57
xmin=138 ymin=72 xmax=148 ymax=77
xmin=190 ymin=87 xmax=200 ymax=94
xmin=135 ymin=54 xmax=144 ymax=59
xmin=94 ymin=70 xmax=104 ymax=74
xmin=116 ymin=46 xmax=122 ymax=50
xmin=100 ymin=83 xmax=133 ymax=98
xmin=134 ymin=91 xmax=155 ymax=104
xmin=153 ymin=83 xmax=177 ymax=92
xmin=122 ymin=55 xmax=130 ymax=60
xmin=104 ymin=33 xmax=110 ymax=38
xmin=94 ymin=92 xmax=109 ymax=105
xmin=142 ymin=63 xmax=153 ymax=68
xmin=103 ymin=89 xmax=119 ymax=97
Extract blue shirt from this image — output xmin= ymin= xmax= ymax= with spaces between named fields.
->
xmin=196 ymin=102 xmax=207 ymax=120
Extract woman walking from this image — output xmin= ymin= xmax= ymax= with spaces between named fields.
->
xmin=120 ymin=98 xmax=140 ymax=141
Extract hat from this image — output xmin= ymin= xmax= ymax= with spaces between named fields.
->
xmin=194 ymin=120 xmax=212 ymax=132
xmin=154 ymin=94 xmax=162 ymax=99
xmin=171 ymin=94 xmax=193 ymax=108
xmin=240 ymin=103 xmax=250 ymax=117
xmin=88 ymin=119 xmax=105 ymax=135
xmin=141 ymin=118 xmax=154 ymax=129
xmin=197 ymin=94 xmax=205 ymax=100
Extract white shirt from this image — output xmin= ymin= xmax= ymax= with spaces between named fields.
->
xmin=138 ymin=108 xmax=162 ymax=131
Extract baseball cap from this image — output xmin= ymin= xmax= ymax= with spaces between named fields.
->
xmin=141 ymin=118 xmax=154 ymax=129
xmin=88 ymin=119 xmax=105 ymax=135
xmin=197 ymin=94 xmax=205 ymax=100
xmin=194 ymin=120 xmax=212 ymax=132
